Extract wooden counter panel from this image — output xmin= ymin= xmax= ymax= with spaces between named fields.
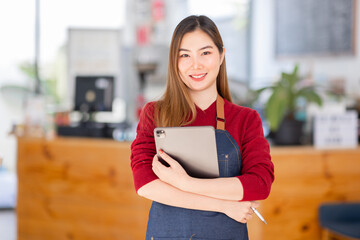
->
xmin=18 ymin=218 xmax=142 ymax=240
xmin=19 ymin=197 xmax=147 ymax=225
xmin=17 ymin=138 xmax=360 ymax=240
xmin=248 ymin=146 xmax=360 ymax=240
xmin=17 ymin=137 xmax=151 ymax=240
xmin=17 ymin=176 xmax=139 ymax=204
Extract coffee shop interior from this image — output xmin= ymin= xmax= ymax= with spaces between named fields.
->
xmin=0 ymin=0 xmax=360 ymax=239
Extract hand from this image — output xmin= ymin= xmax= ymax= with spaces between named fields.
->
xmin=152 ymin=150 xmax=191 ymax=190
xmin=221 ymin=201 xmax=259 ymax=223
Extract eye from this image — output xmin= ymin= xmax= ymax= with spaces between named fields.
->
xmin=202 ymin=51 xmax=211 ymax=56
xmin=179 ymin=53 xmax=190 ymax=58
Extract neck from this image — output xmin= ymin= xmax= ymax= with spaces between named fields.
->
xmin=189 ymin=86 xmax=218 ymax=110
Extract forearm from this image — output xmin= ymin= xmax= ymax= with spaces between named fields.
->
xmin=152 ymin=151 xmax=244 ymax=201
xmin=138 ymin=179 xmax=224 ymax=212
xmin=181 ymin=176 xmax=244 ymax=201
xmin=137 ymin=179 xmax=257 ymax=224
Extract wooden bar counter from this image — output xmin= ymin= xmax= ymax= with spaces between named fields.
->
xmin=17 ymin=137 xmax=360 ymax=240
xmin=248 ymin=146 xmax=360 ymax=240
xmin=17 ymin=137 xmax=151 ymax=240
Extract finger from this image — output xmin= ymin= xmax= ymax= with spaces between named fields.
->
xmin=152 ymin=160 xmax=158 ymax=174
xmin=152 ymin=164 xmax=158 ymax=176
xmin=152 ymin=155 xmax=160 ymax=168
xmin=152 ymin=156 xmax=163 ymax=174
xmin=153 ymin=155 xmax=169 ymax=171
xmin=153 ymin=155 xmax=165 ymax=168
xmin=153 ymin=155 xmax=172 ymax=178
xmin=243 ymin=201 xmax=252 ymax=207
xmin=158 ymin=149 xmax=177 ymax=166
xmin=251 ymin=201 xmax=260 ymax=208
xmin=152 ymin=166 xmax=158 ymax=176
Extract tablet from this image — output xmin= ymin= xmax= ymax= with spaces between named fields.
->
xmin=154 ymin=126 xmax=219 ymax=178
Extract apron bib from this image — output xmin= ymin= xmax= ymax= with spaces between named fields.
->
xmin=146 ymin=95 xmax=247 ymax=240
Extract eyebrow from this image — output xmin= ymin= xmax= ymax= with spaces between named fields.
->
xmin=179 ymin=45 xmax=214 ymax=52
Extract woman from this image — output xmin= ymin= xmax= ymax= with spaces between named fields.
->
xmin=131 ymin=15 xmax=274 ymax=240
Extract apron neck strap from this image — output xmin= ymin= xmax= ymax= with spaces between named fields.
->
xmin=216 ymin=94 xmax=225 ymax=130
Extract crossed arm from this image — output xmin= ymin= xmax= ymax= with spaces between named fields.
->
xmin=137 ymin=150 xmax=258 ymax=223
xmin=151 ymin=149 xmax=245 ymax=201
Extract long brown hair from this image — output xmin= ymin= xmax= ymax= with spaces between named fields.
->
xmin=155 ymin=15 xmax=232 ymax=127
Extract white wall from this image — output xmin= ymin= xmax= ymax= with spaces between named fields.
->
xmin=251 ymin=0 xmax=360 ymax=100
xmin=0 ymin=1 xmax=127 ymax=173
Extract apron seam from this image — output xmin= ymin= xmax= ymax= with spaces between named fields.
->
xmin=224 ymin=132 xmax=241 ymax=171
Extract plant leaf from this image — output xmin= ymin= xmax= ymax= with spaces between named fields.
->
xmin=253 ymin=86 xmax=276 ymax=102
xmin=281 ymin=64 xmax=299 ymax=90
xmin=265 ymin=86 xmax=288 ymax=131
xmin=0 ymin=85 xmax=32 ymax=93
xmin=296 ymin=88 xmax=323 ymax=106
xmin=255 ymin=86 xmax=275 ymax=94
xmin=18 ymin=62 xmax=36 ymax=81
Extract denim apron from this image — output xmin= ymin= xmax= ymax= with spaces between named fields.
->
xmin=146 ymin=95 xmax=247 ymax=240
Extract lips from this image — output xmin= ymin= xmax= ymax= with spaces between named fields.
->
xmin=189 ymin=73 xmax=207 ymax=81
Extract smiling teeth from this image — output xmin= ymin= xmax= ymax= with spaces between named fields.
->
xmin=191 ymin=74 xmax=206 ymax=79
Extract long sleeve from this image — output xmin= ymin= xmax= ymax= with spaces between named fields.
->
xmin=131 ymin=100 xmax=275 ymax=200
xmin=237 ymin=110 xmax=275 ymax=201
xmin=130 ymin=102 xmax=158 ymax=192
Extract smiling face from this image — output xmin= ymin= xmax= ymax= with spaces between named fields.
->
xmin=178 ymin=29 xmax=225 ymax=97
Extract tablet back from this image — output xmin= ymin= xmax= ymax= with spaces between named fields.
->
xmin=154 ymin=126 xmax=219 ymax=178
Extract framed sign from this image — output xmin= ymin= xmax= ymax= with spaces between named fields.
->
xmin=314 ymin=111 xmax=358 ymax=149
xmin=275 ymin=0 xmax=357 ymax=56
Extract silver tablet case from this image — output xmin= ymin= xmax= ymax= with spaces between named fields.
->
xmin=154 ymin=126 xmax=219 ymax=178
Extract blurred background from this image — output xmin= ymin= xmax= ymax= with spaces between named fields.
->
xmin=0 ymin=0 xmax=359 ymax=239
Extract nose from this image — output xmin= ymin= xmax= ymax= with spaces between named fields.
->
xmin=192 ymin=55 xmax=202 ymax=70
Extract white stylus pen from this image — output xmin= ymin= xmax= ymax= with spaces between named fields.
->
xmin=251 ymin=207 xmax=267 ymax=224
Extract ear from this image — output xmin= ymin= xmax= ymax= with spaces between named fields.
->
xmin=220 ymin=47 xmax=225 ymax=65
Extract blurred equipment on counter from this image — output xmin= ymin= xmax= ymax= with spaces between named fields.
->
xmin=74 ymin=76 xmax=114 ymax=114
xmin=57 ymin=76 xmax=133 ymax=140
xmin=136 ymin=63 xmax=157 ymax=119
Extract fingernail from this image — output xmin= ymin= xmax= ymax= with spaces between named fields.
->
xmin=159 ymin=149 xmax=164 ymax=154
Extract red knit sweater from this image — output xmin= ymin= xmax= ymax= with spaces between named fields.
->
xmin=130 ymin=99 xmax=274 ymax=201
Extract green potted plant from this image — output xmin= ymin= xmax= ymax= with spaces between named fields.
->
xmin=0 ymin=62 xmax=60 ymax=104
xmin=256 ymin=64 xmax=322 ymax=145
